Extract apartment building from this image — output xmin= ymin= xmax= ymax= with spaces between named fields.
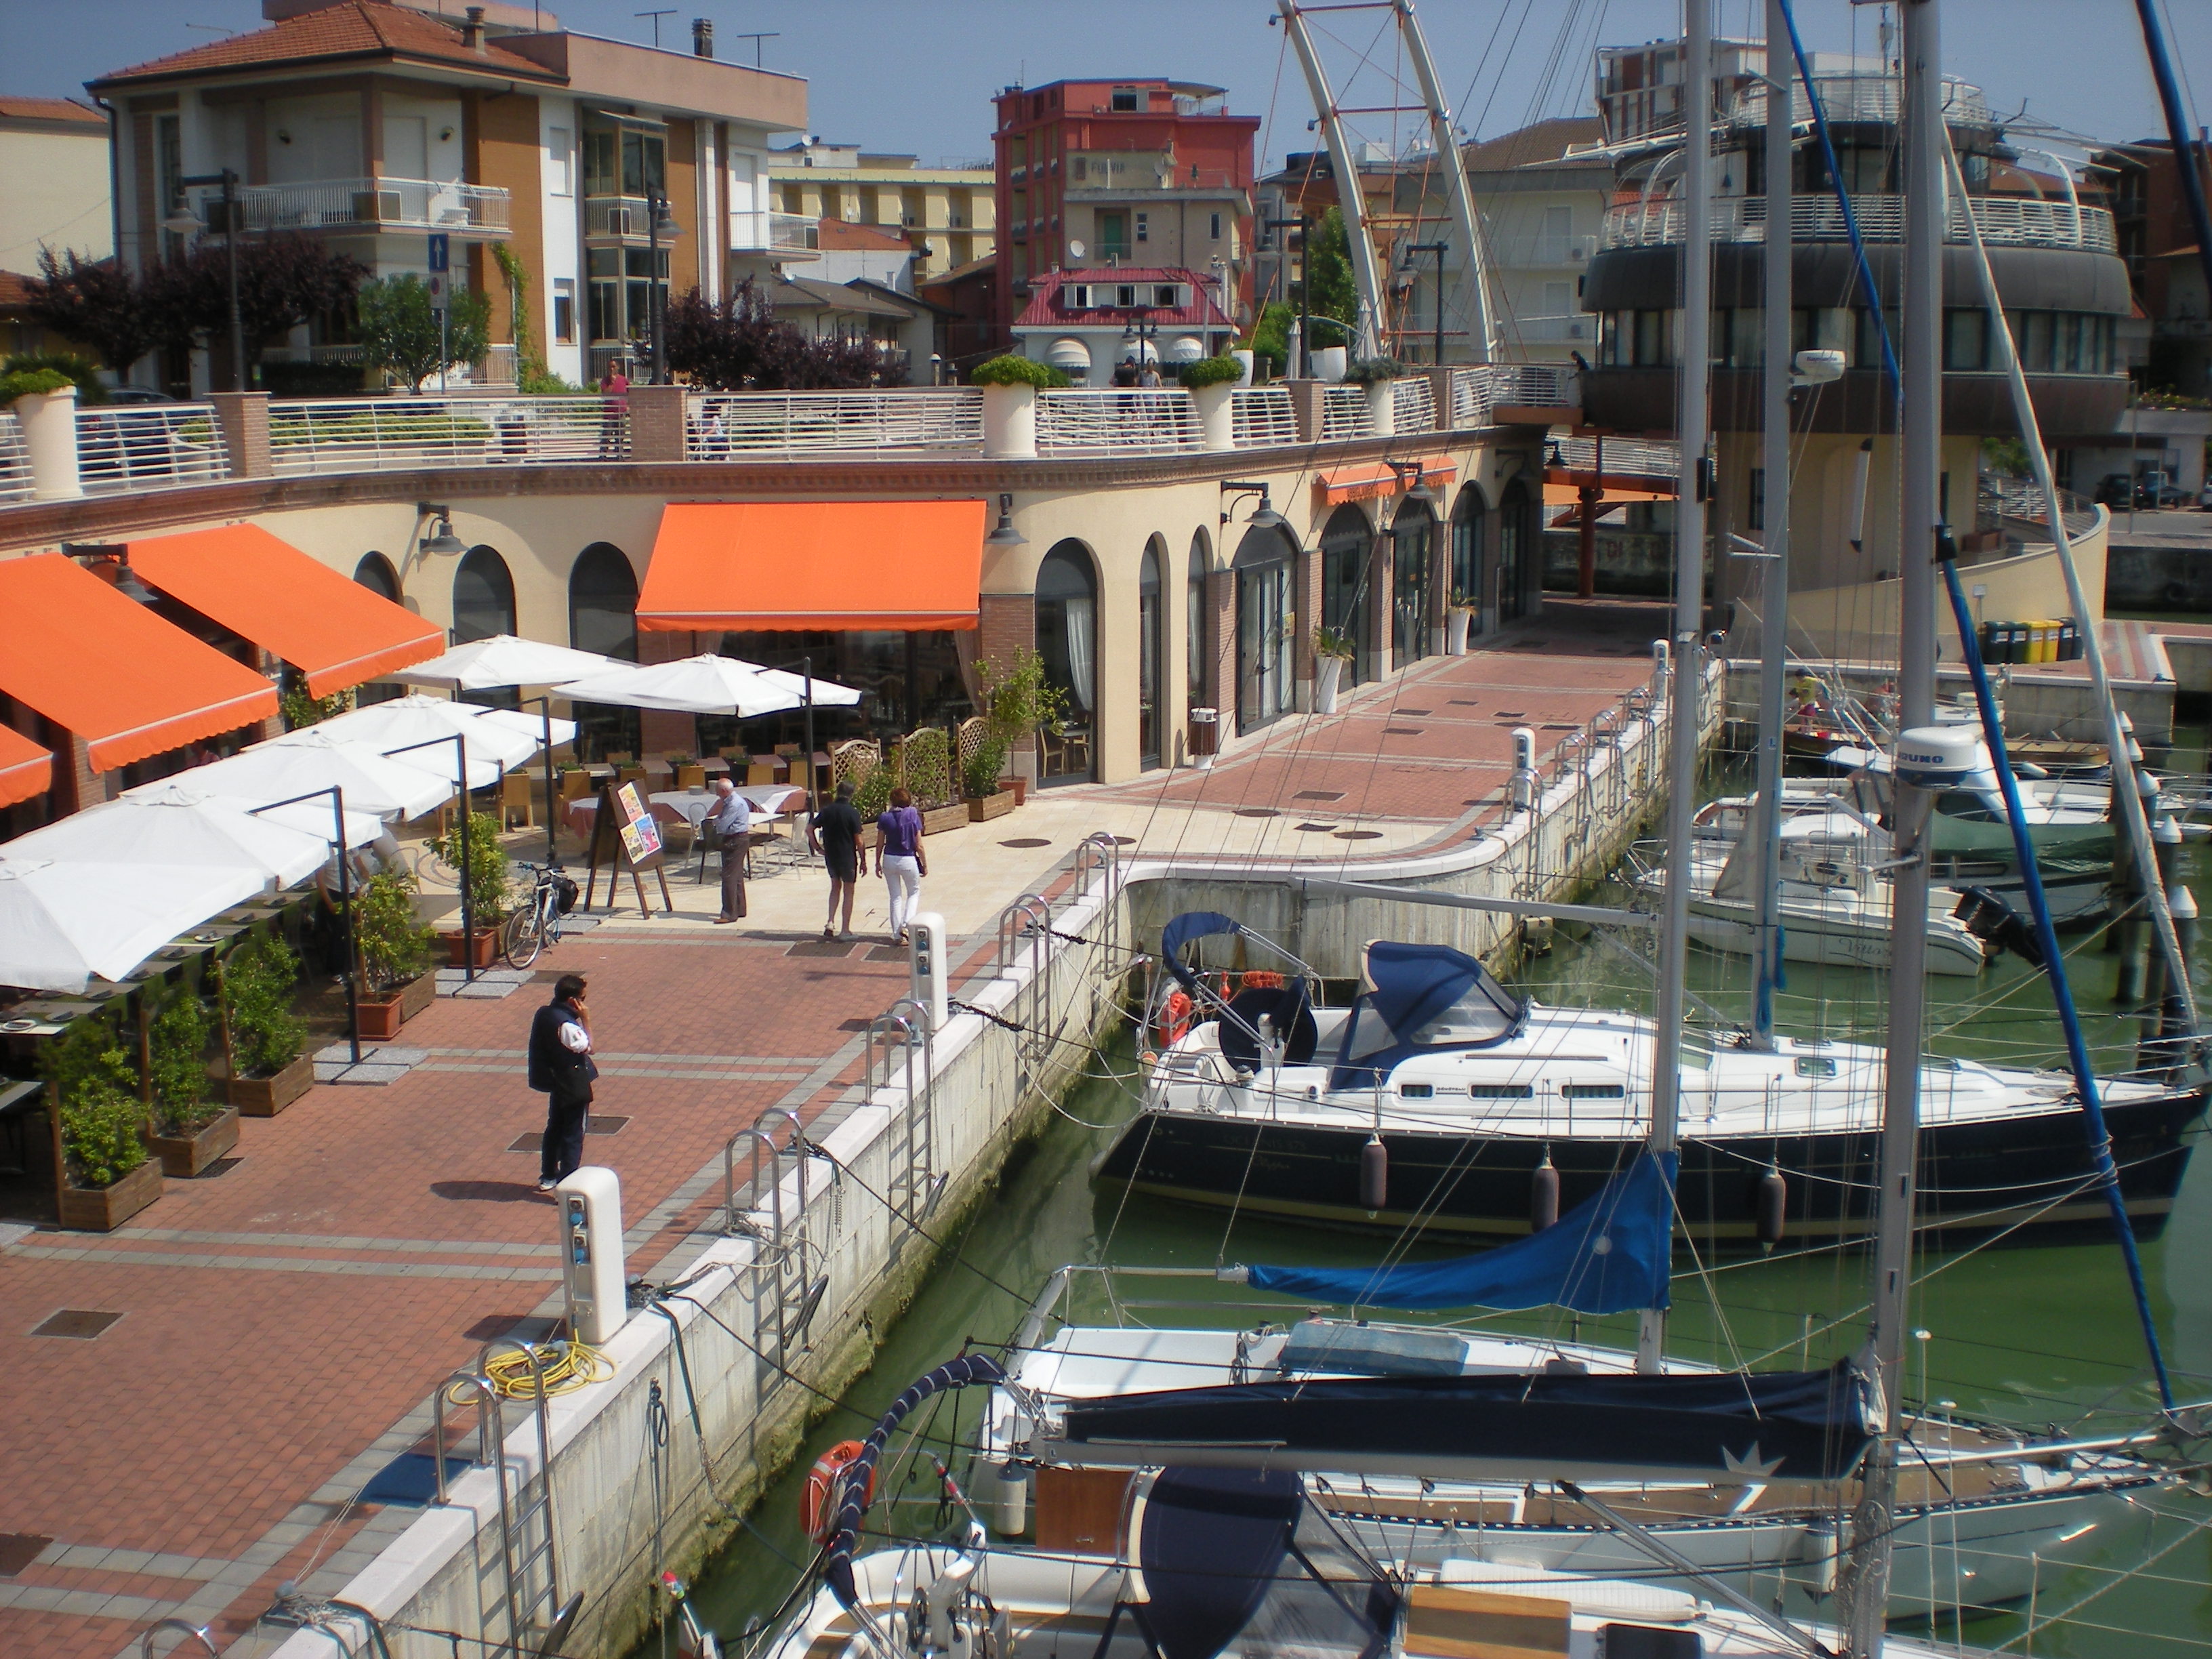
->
xmin=0 ymin=96 xmax=113 ymax=274
xmin=767 ymin=139 xmax=994 ymax=283
xmin=992 ymin=78 xmax=1258 ymax=343
xmin=88 ymin=0 xmax=806 ymax=391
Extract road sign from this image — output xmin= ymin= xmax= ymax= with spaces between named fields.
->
xmin=426 ymin=232 xmax=449 ymax=273
xmin=426 ymin=273 xmax=445 ymax=311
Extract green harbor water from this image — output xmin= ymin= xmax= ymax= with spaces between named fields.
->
xmin=676 ymin=750 xmax=2212 ymax=1657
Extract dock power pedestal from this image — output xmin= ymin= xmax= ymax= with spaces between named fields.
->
xmin=556 ymin=1166 xmax=627 ymax=1346
xmin=909 ymin=910 xmax=948 ymax=1030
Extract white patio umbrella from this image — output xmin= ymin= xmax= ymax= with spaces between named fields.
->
xmin=0 ymin=855 xmax=269 ymax=992
xmin=386 ymin=634 xmax=624 ymax=691
xmin=207 ymin=794 xmax=389 ymax=851
xmin=295 ymin=693 xmax=541 ymax=771
xmin=473 ymin=707 xmax=580 ymax=750
xmin=179 ymin=729 xmax=470 ymax=820
xmin=9 ymin=785 xmax=333 ymax=888
xmin=555 ymin=653 xmax=862 ymax=716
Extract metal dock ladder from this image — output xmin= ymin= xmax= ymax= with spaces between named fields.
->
xmin=434 ymin=1340 xmax=561 ymax=1649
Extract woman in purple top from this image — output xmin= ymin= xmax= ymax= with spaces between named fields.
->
xmin=874 ymin=786 xmax=929 ymax=944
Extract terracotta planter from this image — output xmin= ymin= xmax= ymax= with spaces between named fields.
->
xmin=148 ymin=1105 xmax=241 ymax=1178
xmin=921 ymin=802 xmax=970 ymax=836
xmin=230 ymin=1053 xmax=314 ymax=1116
xmin=58 ymin=1157 xmax=163 ymax=1232
xmin=443 ymin=928 xmax=499 ymax=968
xmin=396 ymin=970 xmax=436 ymax=1020
xmin=968 ymin=789 xmax=1019 ymax=823
xmin=357 ymin=995 xmax=405 ymax=1042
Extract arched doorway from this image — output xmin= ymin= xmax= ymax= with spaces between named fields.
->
xmin=1391 ymin=499 xmax=1435 ymax=665
xmin=453 ymin=546 xmax=516 ymax=643
xmin=1498 ymin=480 xmax=1533 ymax=624
xmin=354 ymin=553 xmax=405 ymax=705
xmin=1234 ymin=525 xmax=1296 ymax=734
xmin=1035 ymin=541 xmax=1097 ymax=785
xmin=1319 ymin=505 xmax=1374 ymax=686
xmin=569 ymin=542 xmax=640 ymax=760
xmin=1450 ymin=485 xmax=1486 ymax=639
xmin=1139 ymin=537 xmax=1164 ymax=771
xmin=1186 ymin=528 xmax=1212 ymax=726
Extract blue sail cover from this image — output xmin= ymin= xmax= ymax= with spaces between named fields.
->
xmin=1248 ymin=1151 xmax=1676 ymax=1313
xmin=1160 ymin=912 xmax=1244 ymax=991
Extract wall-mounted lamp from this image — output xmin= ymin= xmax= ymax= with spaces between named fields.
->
xmin=276 ymin=127 xmax=293 ymax=145
xmin=1544 ymin=441 xmax=1566 ymax=471
xmin=415 ymin=501 xmax=465 ymax=556
xmin=65 ymin=544 xmax=159 ymax=602
xmin=1384 ymin=457 xmax=1439 ymax=510
xmin=1219 ymin=480 xmax=1286 ymax=531
xmin=439 ymin=126 xmax=455 ymax=142
xmin=984 ymin=492 xmax=1026 ymax=548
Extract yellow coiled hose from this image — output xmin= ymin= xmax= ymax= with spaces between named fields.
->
xmin=445 ymin=1338 xmax=613 ymax=1402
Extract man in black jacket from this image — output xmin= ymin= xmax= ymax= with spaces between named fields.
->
xmin=527 ymin=973 xmax=597 ymax=1192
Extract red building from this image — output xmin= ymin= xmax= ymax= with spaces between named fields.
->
xmin=991 ymin=78 xmax=1258 ymax=351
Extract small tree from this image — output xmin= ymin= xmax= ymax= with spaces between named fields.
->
xmin=45 ymin=1015 xmax=147 ymax=1189
xmin=431 ymin=809 xmax=513 ymax=925
xmin=148 ymin=987 xmax=216 ymax=1134
xmin=665 ymin=280 xmax=894 ymax=390
xmin=355 ymin=868 xmax=435 ymax=991
xmin=357 ymin=272 xmax=493 ymax=392
xmin=221 ymin=933 xmax=306 ymax=1078
xmin=1306 ymin=207 xmax=1359 ymax=337
xmin=23 ymin=249 xmax=162 ymax=373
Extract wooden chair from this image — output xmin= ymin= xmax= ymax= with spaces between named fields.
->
xmin=499 ymin=773 xmax=535 ymax=830
xmin=676 ymin=764 xmax=707 ymax=790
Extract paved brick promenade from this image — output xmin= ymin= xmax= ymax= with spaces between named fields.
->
xmin=0 ymin=599 xmax=1669 ymax=1659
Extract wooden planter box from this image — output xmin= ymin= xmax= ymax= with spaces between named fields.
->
xmin=921 ymin=802 xmax=970 ymax=836
xmin=396 ymin=971 xmax=437 ymax=1020
xmin=998 ymin=777 xmax=1028 ymax=807
xmin=443 ymin=928 xmax=499 ymax=969
xmin=148 ymin=1105 xmax=240 ymax=1178
xmin=968 ymin=789 xmax=1019 ymax=823
xmin=230 ymin=1053 xmax=314 ymax=1116
xmin=58 ymin=1157 xmax=164 ymax=1232
xmin=357 ymin=994 xmax=405 ymax=1042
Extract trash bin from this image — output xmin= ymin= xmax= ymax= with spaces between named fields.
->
xmin=1189 ymin=707 xmax=1219 ymax=769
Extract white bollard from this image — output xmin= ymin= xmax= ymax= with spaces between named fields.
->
xmin=556 ymin=1166 xmax=628 ymax=1345
xmin=909 ymin=910 xmax=949 ymax=1031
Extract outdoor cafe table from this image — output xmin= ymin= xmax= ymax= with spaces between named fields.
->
xmin=565 ymin=785 xmax=808 ymax=842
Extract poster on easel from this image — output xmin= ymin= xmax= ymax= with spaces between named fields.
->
xmin=583 ymin=782 xmax=674 ymax=915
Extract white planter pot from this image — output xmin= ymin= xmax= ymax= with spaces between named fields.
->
xmin=1364 ymin=379 xmax=1397 ymax=438
xmin=1447 ymin=607 xmax=1473 ymax=655
xmin=1230 ymin=349 xmax=1256 ymax=387
xmin=15 ymin=385 xmax=82 ymax=500
xmin=1315 ymin=655 xmax=1345 ymax=715
xmin=1192 ymin=383 xmax=1235 ymax=451
xmin=1313 ymin=346 xmax=1348 ymax=383
xmin=981 ymin=382 xmax=1037 ymax=458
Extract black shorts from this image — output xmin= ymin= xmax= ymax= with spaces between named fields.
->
xmin=824 ymin=851 xmax=859 ymax=882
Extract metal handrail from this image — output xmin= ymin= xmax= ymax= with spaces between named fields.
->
xmin=435 ymin=1371 xmax=518 ymax=1641
xmin=723 ymin=1125 xmax=804 ymax=1248
xmin=140 ymin=1620 xmax=219 ymax=1659
xmin=476 ymin=1336 xmax=560 ymax=1634
xmin=995 ymin=895 xmax=1052 ymax=976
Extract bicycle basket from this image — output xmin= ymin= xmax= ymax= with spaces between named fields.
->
xmin=553 ymin=874 xmax=581 ymax=915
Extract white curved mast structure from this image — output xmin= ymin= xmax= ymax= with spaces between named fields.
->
xmin=1275 ymin=0 xmax=1496 ymax=363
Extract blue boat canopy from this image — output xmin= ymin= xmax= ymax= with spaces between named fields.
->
xmin=1328 ymin=939 xmax=1528 ymax=1090
xmin=1160 ymin=912 xmax=1244 ymax=992
xmin=1246 ymin=1151 xmax=1675 ymax=1314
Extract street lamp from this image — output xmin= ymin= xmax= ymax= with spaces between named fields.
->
xmin=646 ymin=187 xmax=682 ymax=385
xmin=163 ymin=169 xmax=246 ymax=392
xmin=1120 ymin=306 xmax=1160 ymax=377
xmin=1403 ymin=241 xmax=1448 ymax=366
xmin=1262 ymin=211 xmax=1313 ymax=379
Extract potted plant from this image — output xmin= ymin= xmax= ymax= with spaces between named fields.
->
xmin=557 ymin=761 xmax=592 ymax=804
xmin=146 ymin=985 xmax=237 ymax=1176
xmin=222 ymin=932 xmax=313 ymax=1115
xmin=972 ymin=354 xmax=1068 ymax=457
xmin=1448 ymin=586 xmax=1477 ymax=655
xmin=356 ymin=868 xmax=436 ymax=1038
xmin=1313 ymin=625 xmax=1356 ymax=714
xmin=1178 ymin=356 xmax=1244 ymax=451
xmin=431 ymin=809 xmax=510 ymax=968
xmin=2 ymin=367 xmax=81 ymax=501
xmin=668 ymin=752 xmax=705 ymax=789
xmin=976 ymin=647 xmax=1064 ymax=802
xmin=47 ymin=1014 xmax=163 ymax=1230
xmin=1344 ymin=356 xmax=1405 ymax=437
xmin=853 ymin=762 xmax=894 ymax=848
xmin=964 ymin=733 xmax=1017 ymax=821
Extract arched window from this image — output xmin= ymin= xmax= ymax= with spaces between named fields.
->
xmin=1139 ymin=537 xmax=1164 ymax=771
xmin=1233 ymin=526 xmax=1296 ymax=734
xmin=1451 ymin=485 xmax=1486 ymax=638
xmin=1498 ymin=480 xmax=1532 ymax=623
xmin=568 ymin=542 xmax=638 ymax=661
xmin=1185 ymin=528 xmax=1212 ymax=720
xmin=354 ymin=551 xmax=401 ymax=601
xmin=453 ymin=546 xmax=516 ymax=643
xmin=1319 ymin=505 xmax=1374 ymax=687
xmin=1390 ymin=499 xmax=1435 ymax=665
xmin=1034 ymin=541 xmax=1097 ymax=784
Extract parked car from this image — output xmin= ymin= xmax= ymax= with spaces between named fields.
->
xmin=2095 ymin=472 xmax=2134 ymax=507
xmin=2198 ymin=478 xmax=2212 ymax=510
xmin=104 ymin=385 xmax=177 ymax=405
xmin=2137 ymin=470 xmax=2185 ymax=508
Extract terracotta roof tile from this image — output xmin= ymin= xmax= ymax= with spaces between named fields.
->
xmin=1012 ymin=266 xmax=1233 ymax=330
xmin=0 ymin=96 xmax=106 ymax=125
xmin=1460 ymin=117 xmax=1605 ymax=173
xmin=92 ymin=1 xmax=557 ymax=88
xmin=815 ymin=218 xmax=912 ymax=252
xmin=0 ymin=271 xmax=39 ymax=308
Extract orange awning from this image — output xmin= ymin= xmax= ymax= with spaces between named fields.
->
xmin=0 ymin=554 xmax=279 ymax=773
xmin=1318 ymin=455 xmax=1457 ymax=506
xmin=127 ymin=524 xmax=445 ymax=697
xmin=1542 ymin=483 xmax=1672 ymax=508
xmin=637 ymin=501 xmax=988 ymax=632
xmin=0 ymin=724 xmax=52 ymax=808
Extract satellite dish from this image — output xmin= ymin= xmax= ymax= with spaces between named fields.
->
xmin=1068 ymin=238 xmax=1087 ymax=261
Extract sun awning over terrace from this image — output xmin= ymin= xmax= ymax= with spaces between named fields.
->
xmin=1317 ymin=457 xmax=1457 ymax=507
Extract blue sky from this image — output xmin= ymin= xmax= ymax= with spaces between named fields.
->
xmin=9 ymin=0 xmax=2210 ymax=168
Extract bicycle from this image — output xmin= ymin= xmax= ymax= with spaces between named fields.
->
xmin=504 ymin=862 xmax=577 ymax=969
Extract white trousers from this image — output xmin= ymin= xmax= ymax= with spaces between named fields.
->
xmin=882 ymin=855 xmax=922 ymax=935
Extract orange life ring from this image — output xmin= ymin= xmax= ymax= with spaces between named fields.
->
xmin=1239 ymin=970 xmax=1285 ymax=991
xmin=801 ymin=1441 xmax=872 ymax=1542
xmin=1156 ymin=990 xmax=1195 ymax=1046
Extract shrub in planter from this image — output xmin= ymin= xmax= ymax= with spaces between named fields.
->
xmin=1176 ymin=356 xmax=1244 ymax=390
xmin=1 ymin=353 xmax=108 ymax=403
xmin=431 ymin=810 xmax=513 ymax=945
xmin=148 ymin=986 xmax=237 ymax=1175
xmin=969 ymin=354 xmax=1070 ymax=389
xmin=1341 ymin=356 xmax=1406 ymax=385
xmin=962 ymin=735 xmax=1009 ymax=802
xmin=853 ymin=762 xmax=895 ymax=822
xmin=356 ymin=867 xmax=434 ymax=994
xmin=223 ymin=931 xmax=311 ymax=1113
xmin=0 ymin=367 xmax=75 ymax=406
xmin=976 ymin=647 xmax=1066 ymax=775
xmin=45 ymin=1016 xmax=148 ymax=1189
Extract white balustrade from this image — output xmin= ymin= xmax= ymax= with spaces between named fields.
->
xmin=688 ymin=390 xmax=984 ymax=457
xmin=268 ymin=396 xmax=628 ymax=474
xmin=203 ymin=176 xmax=510 ymax=235
xmin=1034 ymin=389 xmax=1200 ymax=455
xmin=0 ymin=413 xmax=35 ymax=503
xmin=1552 ymin=434 xmax=1680 ymax=480
xmin=1230 ymin=386 xmax=1297 ymax=447
xmin=1392 ymin=377 xmax=1437 ymax=433
xmin=75 ymin=403 xmax=229 ymax=493
xmin=1602 ymin=193 xmax=2114 ymax=254
xmin=1319 ymin=385 xmax=1370 ymax=442
xmin=1449 ymin=366 xmax=1493 ymax=428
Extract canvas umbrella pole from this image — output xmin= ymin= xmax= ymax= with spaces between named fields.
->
xmin=384 ymin=733 xmax=475 ymax=983
xmin=803 ymin=655 xmax=817 ymax=814
xmin=247 ymin=785 xmax=359 ymax=1065
xmin=521 ymin=694 xmax=559 ymax=864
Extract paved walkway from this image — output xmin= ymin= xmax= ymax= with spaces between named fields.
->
xmin=0 ymin=599 xmax=1671 ymax=1659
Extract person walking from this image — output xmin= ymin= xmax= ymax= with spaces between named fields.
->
xmin=809 ymin=778 xmax=864 ymax=939
xmin=704 ymin=779 xmax=751 ymax=924
xmin=874 ymin=785 xmax=927 ymax=945
xmin=527 ymin=972 xmax=596 ymax=1193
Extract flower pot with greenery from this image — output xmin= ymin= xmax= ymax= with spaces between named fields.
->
xmin=356 ymin=867 xmax=436 ymax=1038
xmin=222 ymin=932 xmax=312 ymax=1114
xmin=1447 ymin=586 xmax=1476 ymax=655
xmin=146 ymin=985 xmax=237 ymax=1176
xmin=4 ymin=369 xmax=82 ymax=501
xmin=47 ymin=1015 xmax=162 ymax=1231
xmin=558 ymin=762 xmax=592 ymax=803
xmin=1313 ymin=626 xmax=1356 ymax=714
xmin=1344 ymin=357 xmax=1404 ymax=437
xmin=972 ymin=354 xmax=1067 ymax=457
xmin=962 ymin=733 xmax=1017 ymax=821
xmin=1179 ymin=356 xmax=1244 ymax=451
xmin=431 ymin=810 xmax=510 ymax=967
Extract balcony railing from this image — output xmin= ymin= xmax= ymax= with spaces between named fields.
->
xmin=199 ymin=176 xmax=510 ymax=236
xmin=1320 ymin=385 xmax=1370 ymax=442
xmin=1485 ymin=233 xmax=1599 ymax=268
xmin=1231 ymin=386 xmax=1297 ymax=447
xmin=76 ymin=404 xmax=228 ymax=493
xmin=689 ymin=390 xmax=982 ymax=457
xmin=731 ymin=209 xmax=819 ymax=253
xmin=1551 ymin=433 xmax=1681 ymax=482
xmin=268 ymin=396 xmax=628 ymax=474
xmin=1601 ymin=193 xmax=2116 ymax=254
xmin=1393 ymin=376 xmax=1436 ymax=432
xmin=1035 ymin=389 xmax=1200 ymax=455
xmin=0 ymin=413 xmax=34 ymax=504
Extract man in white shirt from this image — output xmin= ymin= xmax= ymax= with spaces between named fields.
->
xmin=526 ymin=973 xmax=596 ymax=1192
xmin=705 ymin=779 xmax=752 ymax=924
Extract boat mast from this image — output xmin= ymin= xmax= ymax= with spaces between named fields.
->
xmin=1748 ymin=0 xmax=1794 ymax=1050
xmin=1640 ymin=0 xmax=1713 ymax=1376
xmin=1841 ymin=0 xmax=1941 ymax=1649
